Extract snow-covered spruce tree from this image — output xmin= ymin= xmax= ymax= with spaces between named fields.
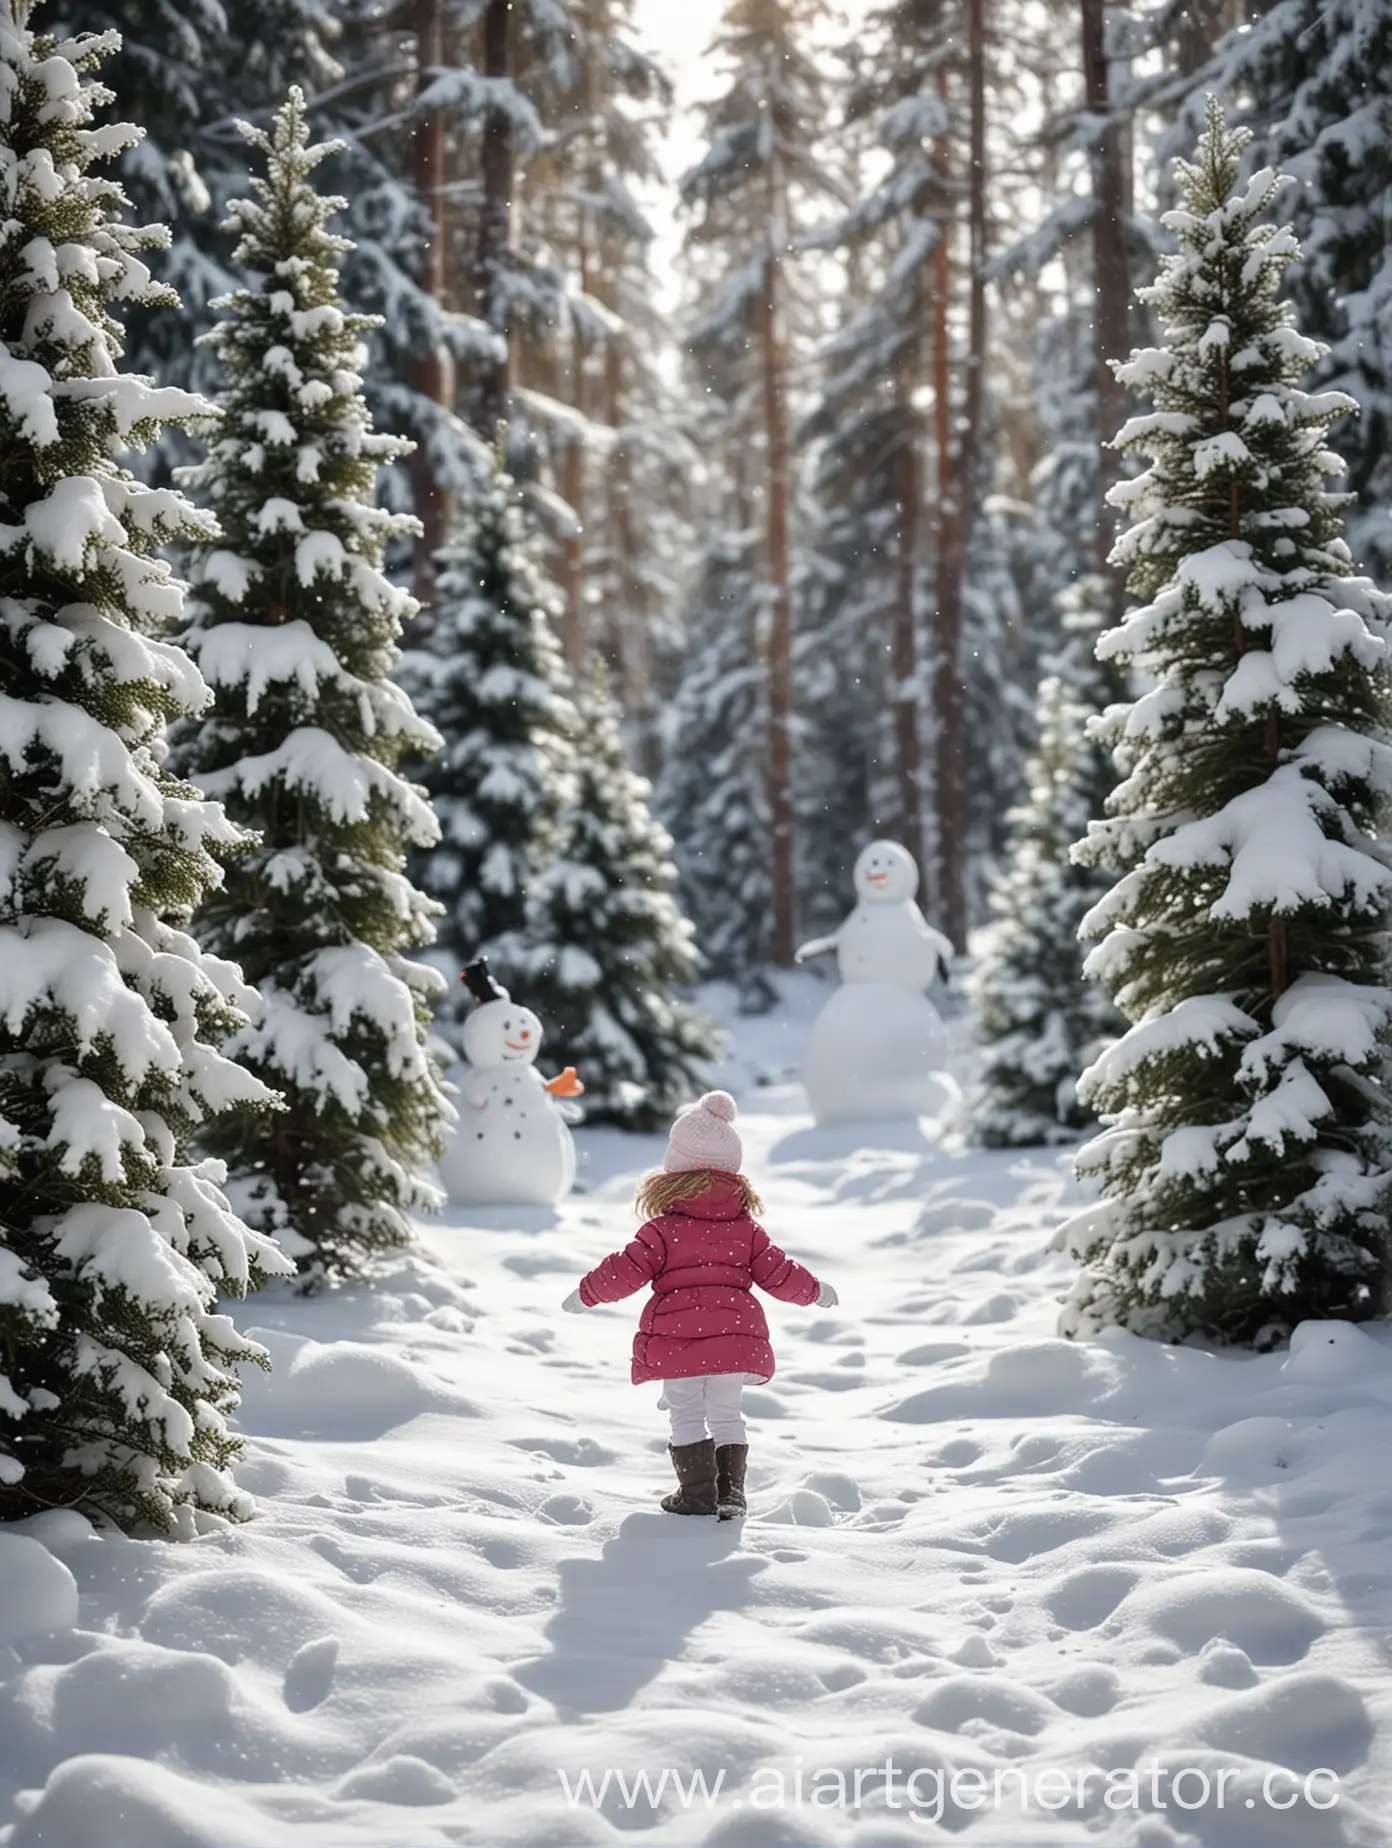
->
xmin=0 ymin=10 xmax=291 ymax=1530
xmin=974 ymin=579 xmax=1124 ymax=1147
xmin=402 ymin=451 xmax=576 ymax=1038
xmin=52 ymin=0 xmax=336 ymax=474
xmin=1062 ymin=102 xmax=1392 ymax=1347
xmin=176 ymin=92 xmax=451 ymax=1282
xmin=518 ymin=673 xmax=720 ymax=1127
xmin=1151 ymin=1 xmax=1392 ymax=582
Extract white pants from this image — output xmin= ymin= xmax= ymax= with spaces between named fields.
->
xmin=663 ymin=1374 xmax=747 ymax=1448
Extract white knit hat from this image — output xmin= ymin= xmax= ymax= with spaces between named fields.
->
xmin=663 ymin=1090 xmax=743 ymax=1174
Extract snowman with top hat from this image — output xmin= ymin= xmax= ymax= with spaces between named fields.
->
xmin=438 ymin=959 xmax=584 ymax=1207
xmin=797 ymin=841 xmax=958 ymax=1126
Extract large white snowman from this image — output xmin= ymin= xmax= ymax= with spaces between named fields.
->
xmin=438 ymin=960 xmax=583 ymax=1207
xmin=797 ymin=842 xmax=956 ymax=1125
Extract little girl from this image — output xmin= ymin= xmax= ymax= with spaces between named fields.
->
xmin=561 ymin=1091 xmax=837 ymax=1520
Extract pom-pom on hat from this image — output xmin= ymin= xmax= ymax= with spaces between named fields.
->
xmin=664 ymin=1090 xmax=743 ymax=1175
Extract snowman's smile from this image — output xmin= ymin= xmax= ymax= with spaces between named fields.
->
xmin=504 ymin=1040 xmax=531 ymax=1054
xmin=866 ymin=873 xmax=888 ymax=884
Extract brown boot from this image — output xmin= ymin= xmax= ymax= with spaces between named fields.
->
xmin=661 ymin=1439 xmax=717 ymax=1516
xmin=716 ymin=1443 xmax=748 ymax=1520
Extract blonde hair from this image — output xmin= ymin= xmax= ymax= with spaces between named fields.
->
xmin=636 ymin=1168 xmax=764 ymax=1220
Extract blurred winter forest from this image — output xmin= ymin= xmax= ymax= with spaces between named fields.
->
xmin=78 ymin=0 xmax=1391 ymax=986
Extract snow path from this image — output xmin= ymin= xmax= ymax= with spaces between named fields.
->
xmin=2 ymin=988 xmax=1390 ymax=1847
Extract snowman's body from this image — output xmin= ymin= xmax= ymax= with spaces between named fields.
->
xmin=803 ymin=983 xmax=956 ymax=1125
xmin=835 ymin=901 xmax=952 ymax=991
xmin=438 ymin=993 xmax=577 ymax=1208
xmin=797 ymin=842 xmax=955 ymax=1127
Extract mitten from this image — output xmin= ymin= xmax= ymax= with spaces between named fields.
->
xmin=561 ymin=1289 xmax=587 ymax=1314
xmin=817 ymin=1282 xmax=840 ymax=1309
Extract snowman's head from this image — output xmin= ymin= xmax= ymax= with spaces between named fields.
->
xmin=462 ymin=997 xmax=544 ymax=1071
xmin=854 ymin=840 xmax=919 ymax=905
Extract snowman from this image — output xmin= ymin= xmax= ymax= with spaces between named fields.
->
xmin=796 ymin=842 xmax=957 ymax=1126
xmin=438 ymin=960 xmax=584 ymax=1207
xmin=797 ymin=840 xmax=954 ymax=990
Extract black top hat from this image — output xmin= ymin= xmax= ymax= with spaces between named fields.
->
xmin=460 ymin=958 xmax=508 ymax=1006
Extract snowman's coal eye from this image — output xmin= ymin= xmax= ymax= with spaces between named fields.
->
xmin=504 ymin=1019 xmax=512 ymax=1030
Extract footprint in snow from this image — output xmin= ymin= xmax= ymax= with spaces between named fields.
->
xmin=487 ymin=1679 xmax=528 ymax=1714
xmin=961 ymin=1291 xmax=1020 ymax=1325
xmin=505 ymin=1328 xmax=556 ymax=1353
xmin=803 ymin=1318 xmax=859 ymax=1345
xmin=897 ymin=1341 xmax=971 ymax=1367
xmin=308 ymin=1535 xmax=380 ymax=1584
xmin=502 ymin=1251 xmax=573 ymax=1278
xmin=787 ymin=1369 xmax=866 ymax=1393
xmin=932 ymin=1437 xmax=983 ymax=1468
xmin=801 ymin=1471 xmax=861 ymax=1513
xmin=819 ymin=1663 xmax=867 ymax=1693
xmin=918 ymin=1198 xmax=995 ymax=1235
xmin=508 ymin=1435 xmax=616 ymax=1467
xmin=283 ymin=1636 xmax=339 ymax=1713
xmin=1047 ymin=1665 xmax=1120 ymax=1717
xmin=914 ymin=1675 xmax=1057 ymax=1737
xmin=1046 ymin=1565 xmax=1141 ymax=1631
xmin=539 ymin=1494 xmax=593 ymax=1527
xmin=765 ymin=1489 xmax=837 ymax=1528
xmin=480 ymin=1536 xmax=526 ymax=1570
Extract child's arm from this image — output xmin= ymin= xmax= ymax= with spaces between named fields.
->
xmin=572 ymin=1223 xmax=664 ymax=1308
xmin=749 ymin=1225 xmax=822 ymax=1307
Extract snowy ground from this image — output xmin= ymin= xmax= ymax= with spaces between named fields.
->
xmin=2 ymin=977 xmax=1390 ymax=1848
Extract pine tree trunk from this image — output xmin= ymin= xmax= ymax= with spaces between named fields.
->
xmin=760 ymin=228 xmax=797 ymax=967
xmin=931 ymin=195 xmax=962 ymax=947
xmin=893 ymin=391 xmax=924 ymax=867
xmin=409 ymin=0 xmax=450 ymax=610
xmin=929 ymin=3 xmax=987 ymax=958
xmin=476 ymin=0 xmax=514 ymax=438
xmin=605 ymin=340 xmax=658 ymax=775
xmin=1081 ymin=0 xmax=1130 ymax=588
xmin=562 ymin=287 xmax=587 ymax=668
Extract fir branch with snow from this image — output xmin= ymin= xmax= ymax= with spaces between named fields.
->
xmin=1061 ymin=101 xmax=1392 ymax=1348
xmin=0 ymin=6 xmax=292 ymax=1531
xmin=402 ymin=454 xmax=577 ymax=1036
xmin=517 ymin=673 xmax=720 ymax=1128
xmin=974 ymin=579 xmax=1125 ymax=1148
xmin=175 ymin=91 xmax=451 ymax=1283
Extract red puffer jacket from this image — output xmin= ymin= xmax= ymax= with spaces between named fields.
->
xmin=578 ymin=1172 xmax=821 ymax=1384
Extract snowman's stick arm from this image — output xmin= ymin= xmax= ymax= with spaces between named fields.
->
xmin=794 ymin=931 xmax=840 ymax=965
xmin=924 ymin=926 xmax=957 ymax=981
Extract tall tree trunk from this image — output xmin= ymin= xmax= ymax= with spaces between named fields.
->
xmin=560 ymin=28 xmax=605 ymax=671
xmin=929 ymin=0 xmax=987 ymax=958
xmin=1081 ymin=0 xmax=1130 ymax=586
xmin=561 ymin=431 xmax=586 ymax=669
xmin=605 ymin=341 xmax=659 ymax=774
xmin=561 ymin=238 xmax=587 ymax=671
xmin=931 ymin=181 xmax=960 ymax=947
xmin=409 ymin=0 xmax=450 ymax=610
xmin=893 ymin=381 xmax=924 ymax=868
xmin=760 ymin=227 xmax=797 ymax=967
xmin=476 ymin=0 xmax=514 ymax=438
